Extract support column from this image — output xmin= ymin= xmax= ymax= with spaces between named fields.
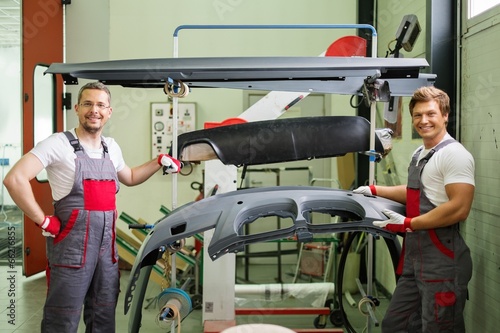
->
xmin=203 ymin=160 xmax=237 ymax=325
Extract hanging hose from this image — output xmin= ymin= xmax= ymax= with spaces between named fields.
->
xmin=336 ymin=232 xmax=400 ymax=333
xmin=357 ymin=296 xmax=376 ymax=317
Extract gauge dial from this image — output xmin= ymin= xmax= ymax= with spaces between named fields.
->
xmin=154 ymin=121 xmax=164 ymax=131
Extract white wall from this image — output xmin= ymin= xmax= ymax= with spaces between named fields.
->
xmin=0 ymin=46 xmax=22 ymax=206
xmin=65 ymin=0 xmax=357 ymax=224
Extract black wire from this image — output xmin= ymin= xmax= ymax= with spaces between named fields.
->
xmin=336 ymin=232 xmax=359 ymax=333
xmin=349 ymin=94 xmax=364 ymax=108
xmin=238 ymin=165 xmax=248 ymax=189
xmin=179 ymin=162 xmax=194 ymax=176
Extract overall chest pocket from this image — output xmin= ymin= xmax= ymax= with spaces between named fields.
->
xmin=83 ymin=178 xmax=117 ymax=211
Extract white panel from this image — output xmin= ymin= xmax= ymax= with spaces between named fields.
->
xmin=202 ymin=160 xmax=237 ymax=322
xmin=150 ymin=102 xmax=196 ymax=159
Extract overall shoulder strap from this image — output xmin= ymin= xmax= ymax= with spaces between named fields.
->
xmin=100 ymin=137 xmax=109 ymax=155
xmin=421 ymin=138 xmax=456 ymax=163
xmin=63 ymin=131 xmax=84 ymax=153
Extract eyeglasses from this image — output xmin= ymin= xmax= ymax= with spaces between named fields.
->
xmin=79 ymin=102 xmax=110 ymax=110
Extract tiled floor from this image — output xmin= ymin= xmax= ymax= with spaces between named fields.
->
xmin=0 ymin=269 xmax=187 ymax=332
xmin=0 ymin=206 xmax=388 ymax=332
xmin=0 ymin=264 xmax=388 ymax=333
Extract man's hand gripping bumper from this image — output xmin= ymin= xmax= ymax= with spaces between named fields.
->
xmin=373 ymin=209 xmax=413 ymax=233
xmin=157 ymin=154 xmax=182 ymax=174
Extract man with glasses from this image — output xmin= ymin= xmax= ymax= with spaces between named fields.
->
xmin=4 ymin=81 xmax=181 ymax=332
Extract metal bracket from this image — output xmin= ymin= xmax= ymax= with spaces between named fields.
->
xmin=62 ymin=92 xmax=72 ymax=110
xmin=362 ymin=72 xmax=391 ymax=106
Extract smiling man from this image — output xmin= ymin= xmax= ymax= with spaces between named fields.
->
xmin=354 ymin=86 xmax=475 ymax=332
xmin=3 ymin=81 xmax=181 ymax=332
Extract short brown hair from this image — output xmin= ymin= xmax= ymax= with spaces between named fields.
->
xmin=77 ymin=81 xmax=111 ymax=104
xmin=409 ymin=86 xmax=450 ymax=117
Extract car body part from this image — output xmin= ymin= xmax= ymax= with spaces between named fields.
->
xmin=176 ymin=116 xmax=391 ymax=166
xmin=45 ymin=56 xmax=435 ymax=96
xmin=124 ymin=186 xmax=404 ymax=332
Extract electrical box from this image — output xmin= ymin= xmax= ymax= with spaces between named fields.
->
xmin=151 ymin=102 xmax=196 ymax=159
xmin=396 ymin=14 xmax=421 ymax=52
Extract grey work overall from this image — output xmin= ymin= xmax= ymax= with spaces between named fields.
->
xmin=42 ymin=132 xmax=120 ymax=333
xmin=382 ymin=139 xmax=473 ymax=333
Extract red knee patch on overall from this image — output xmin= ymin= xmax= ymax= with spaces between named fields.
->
xmin=435 ymin=291 xmax=456 ymax=324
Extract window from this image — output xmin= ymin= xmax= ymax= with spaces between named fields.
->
xmin=33 ymin=64 xmax=55 ymax=182
xmin=469 ymin=0 xmax=500 ymax=18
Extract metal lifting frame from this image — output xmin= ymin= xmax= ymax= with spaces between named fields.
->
xmin=170 ymin=24 xmax=379 ymax=332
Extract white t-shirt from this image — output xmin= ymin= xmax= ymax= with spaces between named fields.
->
xmin=415 ymin=133 xmax=475 ymax=207
xmin=30 ymin=128 xmax=126 ymax=201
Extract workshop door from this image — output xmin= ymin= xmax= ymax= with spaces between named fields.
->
xmin=22 ymin=1 xmax=64 ymax=276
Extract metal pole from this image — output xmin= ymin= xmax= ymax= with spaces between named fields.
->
xmin=366 ymin=31 xmax=378 ymax=333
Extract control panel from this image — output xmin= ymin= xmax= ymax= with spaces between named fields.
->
xmin=151 ymin=102 xmax=196 ymax=159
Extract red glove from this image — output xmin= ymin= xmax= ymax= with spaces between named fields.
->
xmin=373 ymin=209 xmax=413 ymax=233
xmin=157 ymin=154 xmax=182 ymax=174
xmin=37 ymin=216 xmax=61 ymax=238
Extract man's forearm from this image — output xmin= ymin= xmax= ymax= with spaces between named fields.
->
xmin=4 ymin=178 xmax=45 ymax=225
xmin=373 ymin=184 xmax=407 ymax=204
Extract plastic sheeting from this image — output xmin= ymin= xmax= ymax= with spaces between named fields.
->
xmin=234 ymin=283 xmax=334 ymax=308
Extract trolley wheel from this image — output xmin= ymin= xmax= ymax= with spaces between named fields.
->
xmin=325 ymin=298 xmax=339 ymax=309
xmin=191 ymin=294 xmax=203 ymax=310
xmin=189 ymin=284 xmax=203 ymax=295
xmin=313 ymin=316 xmax=327 ymax=329
xmin=330 ymin=309 xmax=344 ymax=327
